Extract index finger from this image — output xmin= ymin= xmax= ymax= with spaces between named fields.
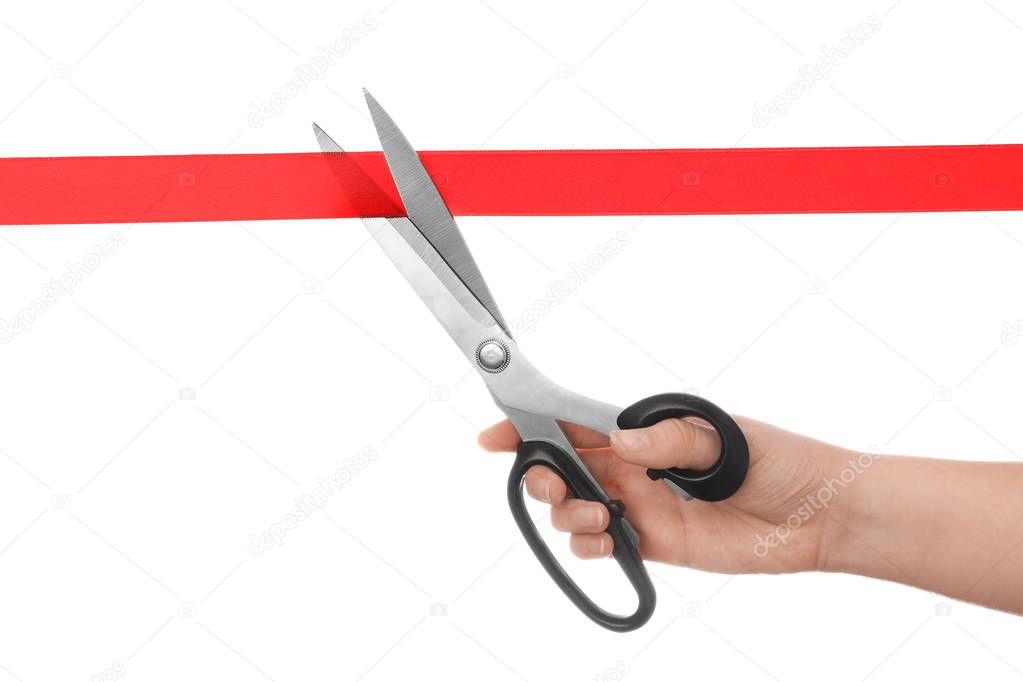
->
xmin=477 ymin=419 xmax=610 ymax=452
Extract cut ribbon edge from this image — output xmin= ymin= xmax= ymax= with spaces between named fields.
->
xmin=1 ymin=144 xmax=1021 ymax=225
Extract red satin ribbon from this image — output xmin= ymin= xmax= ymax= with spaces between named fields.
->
xmin=1 ymin=144 xmax=1020 ymax=225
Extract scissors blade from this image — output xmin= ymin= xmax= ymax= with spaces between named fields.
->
xmin=312 ymin=122 xmax=342 ymax=153
xmin=312 ymin=122 xmax=500 ymax=336
xmin=363 ymin=89 xmax=510 ymax=337
xmin=314 ymin=122 xmax=623 ymax=438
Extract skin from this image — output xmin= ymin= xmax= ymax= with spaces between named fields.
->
xmin=479 ymin=416 xmax=1023 ymax=615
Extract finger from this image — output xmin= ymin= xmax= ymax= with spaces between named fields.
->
xmin=524 ymin=466 xmax=568 ymax=505
xmin=570 ymin=532 xmax=613 ymax=559
xmin=610 ymin=418 xmax=720 ymax=470
xmin=477 ymin=420 xmax=519 ymax=452
xmin=521 ymin=446 xmax=619 ymax=503
xmin=478 ymin=419 xmax=610 ymax=453
xmin=551 ymin=500 xmax=608 ymax=533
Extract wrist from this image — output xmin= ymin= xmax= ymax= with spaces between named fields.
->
xmin=815 ymin=446 xmax=885 ymax=574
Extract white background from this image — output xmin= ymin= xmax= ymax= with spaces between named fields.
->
xmin=2 ymin=1 xmax=1023 ymax=680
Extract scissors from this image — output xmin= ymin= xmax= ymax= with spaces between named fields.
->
xmin=313 ymin=90 xmax=750 ymax=632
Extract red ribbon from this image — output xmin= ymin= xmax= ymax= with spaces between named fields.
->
xmin=1 ymin=144 xmax=1020 ymax=225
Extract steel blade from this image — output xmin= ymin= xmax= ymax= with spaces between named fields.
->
xmin=314 ymin=122 xmax=624 ymax=439
xmin=312 ymin=122 xmax=343 ymax=153
xmin=362 ymin=89 xmax=510 ymax=336
xmin=312 ymin=122 xmax=498 ymax=332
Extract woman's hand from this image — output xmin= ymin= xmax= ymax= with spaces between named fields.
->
xmin=479 ymin=416 xmax=855 ymax=575
xmin=482 ymin=415 xmax=1023 ymax=615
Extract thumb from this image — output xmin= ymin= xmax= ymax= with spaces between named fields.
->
xmin=610 ymin=418 xmax=721 ymax=471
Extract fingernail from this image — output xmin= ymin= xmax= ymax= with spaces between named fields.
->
xmin=577 ymin=506 xmax=604 ymax=529
xmin=611 ymin=428 xmax=650 ymax=452
xmin=541 ymin=479 xmax=551 ymax=503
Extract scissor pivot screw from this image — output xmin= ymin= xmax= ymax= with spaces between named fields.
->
xmin=476 ymin=339 xmax=509 ymax=373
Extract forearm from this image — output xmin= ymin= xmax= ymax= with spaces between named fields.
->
xmin=824 ymin=454 xmax=1023 ymax=613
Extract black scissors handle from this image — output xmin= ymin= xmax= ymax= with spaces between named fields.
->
xmin=507 ymin=392 xmax=748 ymax=632
xmin=508 ymin=440 xmax=656 ymax=632
xmin=618 ymin=393 xmax=749 ymax=502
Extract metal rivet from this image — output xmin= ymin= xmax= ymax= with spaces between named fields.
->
xmin=476 ymin=340 xmax=509 ymax=372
